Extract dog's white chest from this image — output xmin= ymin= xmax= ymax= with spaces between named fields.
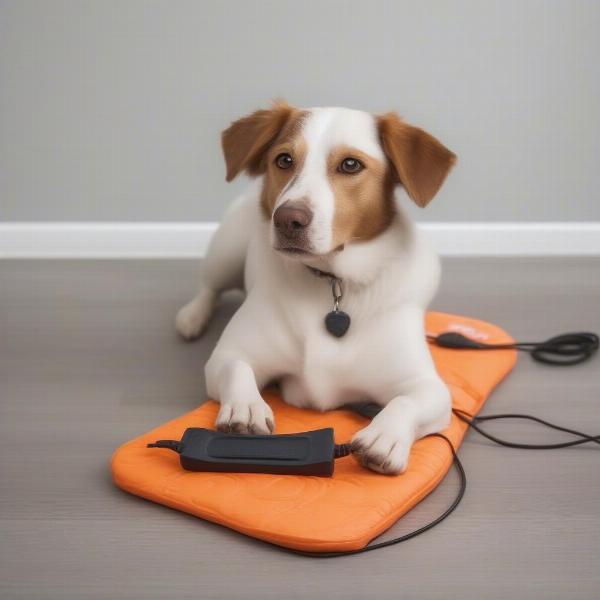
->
xmin=280 ymin=325 xmax=371 ymax=410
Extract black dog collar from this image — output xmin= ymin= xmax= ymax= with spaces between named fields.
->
xmin=306 ymin=266 xmax=351 ymax=338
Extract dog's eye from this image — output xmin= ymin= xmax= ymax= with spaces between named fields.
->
xmin=339 ymin=158 xmax=364 ymax=174
xmin=275 ymin=153 xmax=294 ymax=170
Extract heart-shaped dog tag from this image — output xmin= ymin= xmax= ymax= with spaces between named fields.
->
xmin=325 ymin=310 xmax=351 ymax=338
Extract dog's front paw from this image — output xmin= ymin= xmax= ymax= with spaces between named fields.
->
xmin=351 ymin=422 xmax=414 ymax=475
xmin=215 ymin=400 xmax=275 ymax=435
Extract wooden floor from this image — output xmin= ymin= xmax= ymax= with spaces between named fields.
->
xmin=1 ymin=258 xmax=599 ymax=600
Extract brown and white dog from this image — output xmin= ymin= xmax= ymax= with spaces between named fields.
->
xmin=176 ymin=101 xmax=456 ymax=474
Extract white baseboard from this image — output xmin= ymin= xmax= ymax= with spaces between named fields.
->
xmin=1 ymin=222 xmax=599 ymax=258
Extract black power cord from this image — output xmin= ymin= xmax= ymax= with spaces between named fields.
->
xmin=429 ymin=331 xmax=599 ymax=365
xmin=453 ymin=409 xmax=600 ymax=450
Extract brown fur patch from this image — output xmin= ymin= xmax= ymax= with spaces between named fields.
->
xmin=328 ymin=145 xmax=396 ymax=247
xmin=221 ymin=100 xmax=303 ymax=182
xmin=377 ymin=113 xmax=456 ymax=207
xmin=259 ymin=112 xmax=307 ymax=218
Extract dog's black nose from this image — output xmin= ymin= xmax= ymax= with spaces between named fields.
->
xmin=273 ymin=202 xmax=313 ymax=238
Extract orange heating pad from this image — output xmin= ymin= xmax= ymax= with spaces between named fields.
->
xmin=112 ymin=312 xmax=517 ymax=553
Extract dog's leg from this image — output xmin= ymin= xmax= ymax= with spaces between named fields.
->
xmin=206 ymin=356 xmax=275 ymax=434
xmin=202 ymin=284 xmax=290 ymax=433
xmin=351 ymin=376 xmax=451 ymax=475
xmin=175 ymin=287 xmax=217 ymax=340
xmin=176 ymin=195 xmax=256 ymax=339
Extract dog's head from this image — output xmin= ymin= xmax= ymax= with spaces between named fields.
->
xmin=222 ymin=101 xmax=455 ymax=257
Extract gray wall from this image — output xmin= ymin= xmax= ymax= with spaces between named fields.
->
xmin=1 ymin=0 xmax=599 ymax=223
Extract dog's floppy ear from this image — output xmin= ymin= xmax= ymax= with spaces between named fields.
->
xmin=221 ymin=100 xmax=296 ymax=182
xmin=377 ymin=112 xmax=456 ymax=207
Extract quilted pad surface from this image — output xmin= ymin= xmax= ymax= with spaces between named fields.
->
xmin=112 ymin=312 xmax=516 ymax=552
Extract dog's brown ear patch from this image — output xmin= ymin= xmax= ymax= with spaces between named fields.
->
xmin=377 ymin=112 xmax=456 ymax=207
xmin=221 ymin=100 xmax=296 ymax=182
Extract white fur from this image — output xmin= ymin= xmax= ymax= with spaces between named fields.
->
xmin=176 ymin=107 xmax=451 ymax=475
